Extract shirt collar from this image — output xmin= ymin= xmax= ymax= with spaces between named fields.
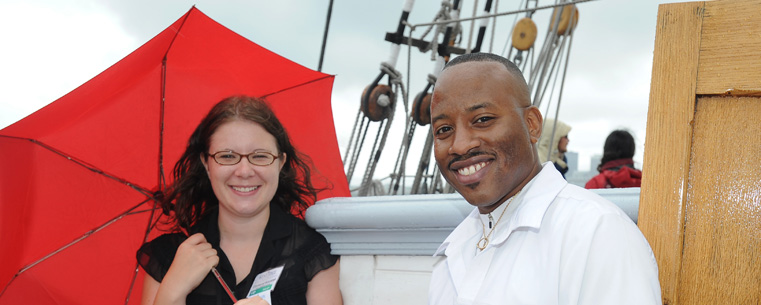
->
xmin=190 ymin=203 xmax=294 ymax=248
xmin=191 ymin=203 xmax=296 ymax=295
xmin=488 ymin=163 xmax=566 ymax=246
xmin=191 ymin=207 xmax=221 ymax=246
xmin=435 ymin=163 xmax=567 ymax=254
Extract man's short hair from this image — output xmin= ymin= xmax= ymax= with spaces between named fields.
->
xmin=443 ymin=53 xmax=528 ymax=86
xmin=442 ymin=53 xmax=531 ymax=106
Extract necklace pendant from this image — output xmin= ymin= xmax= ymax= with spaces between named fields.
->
xmin=477 ymin=237 xmax=489 ymax=250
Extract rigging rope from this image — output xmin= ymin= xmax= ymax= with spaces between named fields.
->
xmin=349 ymin=0 xmax=583 ymax=195
xmin=536 ymin=34 xmax=568 ymax=106
xmin=466 ymin=0 xmax=480 ymax=53
xmin=489 ymin=0 xmax=499 ymax=53
xmin=544 ymin=27 xmax=575 ymax=162
xmin=345 ymin=115 xmax=370 ymax=183
xmin=417 ymin=1 xmax=453 ymax=59
xmin=411 ymin=128 xmax=435 ymax=194
xmin=357 ymin=62 xmax=407 ymax=196
xmin=317 ymin=0 xmax=334 ymax=72
xmin=388 ymin=33 xmax=418 ymax=195
xmin=343 ymin=109 xmax=362 ymax=165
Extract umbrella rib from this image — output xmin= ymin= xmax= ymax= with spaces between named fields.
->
xmin=22 ymin=198 xmax=153 ymax=273
xmin=261 ymin=75 xmax=334 ymax=99
xmin=126 ymin=196 xmax=163 ymax=305
xmin=125 ymin=207 xmax=161 ymax=215
xmin=0 ymin=197 xmax=156 ymax=298
xmin=159 ymin=57 xmax=167 ymax=191
xmin=1 ymin=136 xmax=154 ymax=198
xmin=124 ymin=261 xmax=142 ymax=305
xmin=156 ymin=6 xmax=194 ymax=195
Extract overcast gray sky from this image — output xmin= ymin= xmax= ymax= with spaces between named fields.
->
xmin=0 ymin=0 xmax=684 ymax=184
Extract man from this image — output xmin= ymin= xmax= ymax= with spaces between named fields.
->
xmin=427 ymin=53 xmax=661 ymax=304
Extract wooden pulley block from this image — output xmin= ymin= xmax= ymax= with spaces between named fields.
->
xmin=361 ymin=84 xmax=394 ymax=122
xmin=550 ymin=4 xmax=579 ymax=35
xmin=412 ymin=92 xmax=432 ymax=126
xmin=511 ymin=18 xmax=538 ymax=51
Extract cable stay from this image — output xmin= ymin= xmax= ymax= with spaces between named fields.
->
xmin=388 ymin=0 xmax=464 ymax=195
xmin=524 ymin=2 xmax=579 ymax=158
xmin=346 ymin=0 xmax=587 ymax=196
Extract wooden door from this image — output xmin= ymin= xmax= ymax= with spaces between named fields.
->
xmin=638 ymin=1 xmax=761 ymax=304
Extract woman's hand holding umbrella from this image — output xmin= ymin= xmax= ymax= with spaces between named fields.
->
xmin=158 ymin=233 xmax=220 ymax=302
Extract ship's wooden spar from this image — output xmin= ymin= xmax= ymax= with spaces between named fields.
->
xmin=344 ymin=0 xmax=416 ymax=196
xmin=389 ymin=0 xmax=466 ymax=196
xmin=345 ymin=0 xmax=592 ymax=196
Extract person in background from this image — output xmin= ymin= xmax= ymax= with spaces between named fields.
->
xmin=137 ymin=96 xmax=342 ymax=305
xmin=585 ymin=129 xmax=642 ymax=189
xmin=537 ymin=118 xmax=572 ymax=178
xmin=427 ymin=52 xmax=661 ymax=304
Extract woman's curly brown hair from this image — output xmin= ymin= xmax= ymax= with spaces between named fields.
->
xmin=161 ymin=95 xmax=319 ymax=231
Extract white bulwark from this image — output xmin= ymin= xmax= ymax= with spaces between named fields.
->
xmin=306 ymin=188 xmax=641 ymax=305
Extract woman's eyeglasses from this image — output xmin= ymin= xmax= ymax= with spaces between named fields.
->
xmin=207 ymin=150 xmax=278 ymax=166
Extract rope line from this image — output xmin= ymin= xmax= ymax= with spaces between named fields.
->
xmin=407 ymin=0 xmax=594 ymax=29
xmin=347 ymin=0 xmax=584 ymax=196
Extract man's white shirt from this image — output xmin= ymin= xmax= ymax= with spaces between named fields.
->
xmin=428 ymin=163 xmax=661 ymax=305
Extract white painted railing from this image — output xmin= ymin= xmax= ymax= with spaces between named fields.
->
xmin=305 ymin=188 xmax=641 ymax=305
xmin=306 ymin=187 xmax=640 ymax=256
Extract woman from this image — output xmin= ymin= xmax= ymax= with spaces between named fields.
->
xmin=137 ymin=96 xmax=342 ymax=305
xmin=585 ymin=129 xmax=642 ymax=189
xmin=537 ymin=118 xmax=572 ymax=178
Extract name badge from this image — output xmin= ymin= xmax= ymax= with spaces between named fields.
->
xmin=247 ymin=265 xmax=285 ymax=303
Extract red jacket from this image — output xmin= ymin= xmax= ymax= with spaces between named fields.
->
xmin=585 ymin=159 xmax=642 ymax=189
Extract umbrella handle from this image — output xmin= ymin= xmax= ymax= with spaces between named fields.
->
xmin=179 ymin=227 xmax=238 ymax=303
xmin=212 ymin=267 xmax=238 ymax=303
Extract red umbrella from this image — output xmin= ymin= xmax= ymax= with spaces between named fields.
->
xmin=0 ymin=7 xmax=349 ymax=304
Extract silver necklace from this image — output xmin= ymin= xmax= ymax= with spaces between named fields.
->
xmin=477 ymin=190 xmax=521 ymax=251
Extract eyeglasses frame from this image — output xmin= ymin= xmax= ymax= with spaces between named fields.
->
xmin=206 ymin=150 xmax=280 ymax=166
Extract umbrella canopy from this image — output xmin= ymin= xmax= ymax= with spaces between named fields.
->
xmin=0 ymin=7 xmax=349 ymax=304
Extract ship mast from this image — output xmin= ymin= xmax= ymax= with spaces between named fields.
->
xmin=345 ymin=0 xmax=591 ymax=196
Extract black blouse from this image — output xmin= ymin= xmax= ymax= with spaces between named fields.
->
xmin=136 ymin=203 xmax=338 ymax=305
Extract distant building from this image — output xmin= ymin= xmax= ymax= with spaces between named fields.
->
xmin=589 ymin=154 xmax=602 ymax=172
xmin=565 ymin=151 xmax=578 ymax=176
xmin=567 ymin=153 xmax=601 ymax=188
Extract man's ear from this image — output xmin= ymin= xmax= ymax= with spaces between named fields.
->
xmin=524 ymin=106 xmax=543 ymax=144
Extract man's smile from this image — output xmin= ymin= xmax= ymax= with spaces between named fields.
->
xmin=449 ymin=154 xmax=494 ymax=186
xmin=457 ymin=161 xmax=489 ymax=176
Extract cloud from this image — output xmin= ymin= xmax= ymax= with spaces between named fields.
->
xmin=1 ymin=0 xmax=674 ymax=183
xmin=0 ymin=1 xmax=136 ymax=128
